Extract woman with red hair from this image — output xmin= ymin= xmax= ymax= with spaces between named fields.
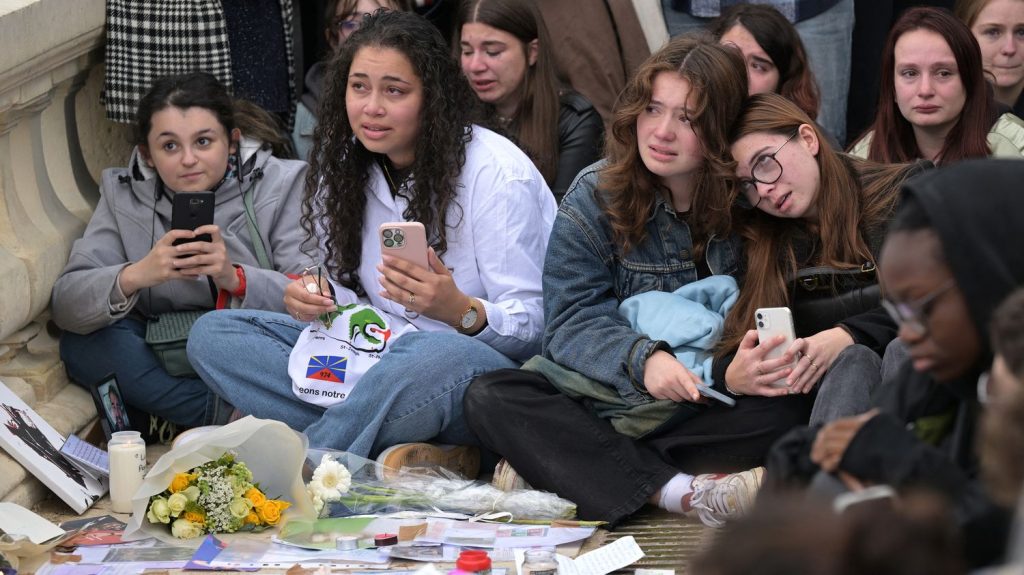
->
xmin=849 ymin=7 xmax=1024 ymax=164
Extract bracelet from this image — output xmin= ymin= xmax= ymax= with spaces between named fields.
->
xmin=229 ymin=265 xmax=246 ymax=298
xmin=725 ymin=382 xmax=744 ymax=396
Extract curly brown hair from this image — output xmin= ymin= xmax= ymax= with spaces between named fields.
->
xmin=302 ymin=9 xmax=482 ymax=296
xmin=599 ymin=35 xmax=747 ymax=256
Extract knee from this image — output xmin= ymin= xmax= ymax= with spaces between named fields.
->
xmin=832 ymin=344 xmax=881 ymax=371
xmin=463 ymin=369 xmax=523 ymax=422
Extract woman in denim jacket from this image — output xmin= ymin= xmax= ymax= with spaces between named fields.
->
xmin=464 ymin=36 xmax=811 ymax=528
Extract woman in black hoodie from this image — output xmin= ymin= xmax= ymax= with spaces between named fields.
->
xmin=766 ymin=158 xmax=1024 ymax=568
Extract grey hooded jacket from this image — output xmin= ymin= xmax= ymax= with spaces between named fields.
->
xmin=52 ymin=139 xmax=309 ymax=334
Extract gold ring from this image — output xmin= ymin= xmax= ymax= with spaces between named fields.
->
xmin=408 ymin=293 xmax=416 ymax=306
xmin=809 ymin=361 xmax=818 ymax=370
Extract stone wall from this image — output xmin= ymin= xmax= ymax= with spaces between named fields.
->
xmin=0 ymin=0 xmax=132 ymax=509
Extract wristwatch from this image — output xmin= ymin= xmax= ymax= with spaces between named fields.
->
xmin=457 ymin=299 xmax=480 ymax=332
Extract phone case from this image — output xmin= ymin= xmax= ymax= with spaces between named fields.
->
xmin=755 ymin=307 xmax=797 ymax=385
xmin=379 ymin=222 xmax=429 ymax=270
xmin=171 ymin=192 xmax=215 ymax=245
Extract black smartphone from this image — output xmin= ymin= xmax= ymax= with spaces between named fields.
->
xmin=171 ymin=192 xmax=215 ymax=246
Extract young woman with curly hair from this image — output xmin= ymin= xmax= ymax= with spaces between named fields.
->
xmin=454 ymin=0 xmax=603 ymax=201
xmin=464 ymin=36 xmax=811 ymax=528
xmin=189 ymin=10 xmax=556 ymax=463
xmin=849 ymin=7 xmax=1024 ymax=164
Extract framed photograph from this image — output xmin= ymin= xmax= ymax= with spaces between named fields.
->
xmin=0 ymin=380 xmax=106 ymax=513
xmin=88 ymin=373 xmax=131 ymax=441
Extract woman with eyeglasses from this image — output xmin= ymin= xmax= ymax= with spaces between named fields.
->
xmin=293 ymin=0 xmax=404 ymax=160
xmin=765 ymin=159 xmax=1024 ymax=569
xmin=464 ymin=37 xmax=818 ymax=529
xmin=718 ymin=93 xmax=928 ymax=424
xmin=848 ymin=7 xmax=1024 ymax=165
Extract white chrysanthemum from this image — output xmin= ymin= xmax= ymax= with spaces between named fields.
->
xmin=311 ymin=454 xmax=351 ymax=498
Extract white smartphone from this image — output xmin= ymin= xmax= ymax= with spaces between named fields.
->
xmin=379 ymin=222 xmax=429 ymax=270
xmin=755 ymin=307 xmax=797 ymax=386
xmin=697 ymin=384 xmax=736 ymax=407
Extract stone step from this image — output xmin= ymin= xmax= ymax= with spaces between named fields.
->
xmin=0 ymin=319 xmax=98 ymax=512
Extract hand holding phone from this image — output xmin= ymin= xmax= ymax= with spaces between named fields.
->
xmin=379 ymin=222 xmax=429 ymax=270
xmin=755 ymin=307 xmax=797 ymax=386
xmin=171 ymin=192 xmax=215 ymax=246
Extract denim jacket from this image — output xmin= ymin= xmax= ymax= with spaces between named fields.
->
xmin=542 ymin=161 xmax=742 ymax=404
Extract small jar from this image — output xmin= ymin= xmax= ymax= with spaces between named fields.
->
xmin=456 ymin=550 xmax=492 ymax=575
xmin=108 ymin=431 xmax=146 ymax=513
xmin=522 ymin=549 xmax=559 ymax=575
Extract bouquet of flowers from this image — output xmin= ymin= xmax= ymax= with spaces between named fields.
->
xmin=304 ymin=449 xmax=576 ymax=521
xmin=145 ymin=452 xmax=291 ymax=539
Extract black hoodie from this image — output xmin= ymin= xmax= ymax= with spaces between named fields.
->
xmin=765 ymin=159 xmax=1024 ymax=568
xmin=840 ymin=159 xmax=1024 ymax=568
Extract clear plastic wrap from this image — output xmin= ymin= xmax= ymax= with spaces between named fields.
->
xmin=304 ymin=448 xmax=576 ymax=521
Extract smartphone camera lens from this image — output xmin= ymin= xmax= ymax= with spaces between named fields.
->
xmin=756 ymin=313 xmax=763 ymax=320
xmin=383 ymin=229 xmax=393 ymax=239
xmin=757 ymin=321 xmax=764 ymax=328
xmin=393 ymin=232 xmax=404 ymax=246
xmin=383 ymin=238 xmax=394 ymax=248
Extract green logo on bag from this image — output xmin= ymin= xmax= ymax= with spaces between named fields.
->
xmin=331 ymin=304 xmax=392 ymax=353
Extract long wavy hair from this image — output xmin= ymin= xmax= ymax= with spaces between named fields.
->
xmin=600 ymin=35 xmax=747 ymax=256
xmin=302 ymin=9 xmax=481 ymax=296
xmin=857 ymin=7 xmax=994 ymax=164
xmin=453 ymin=0 xmax=563 ymax=183
xmin=709 ymin=3 xmax=820 ymax=120
xmin=720 ymin=93 xmax=920 ymax=354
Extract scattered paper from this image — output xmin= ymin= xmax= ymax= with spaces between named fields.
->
xmin=559 ymin=536 xmax=644 ymax=575
xmin=0 ymin=502 xmax=66 ymax=544
xmin=59 ymin=435 xmax=109 ymax=479
xmin=419 ymin=519 xmax=594 ymax=549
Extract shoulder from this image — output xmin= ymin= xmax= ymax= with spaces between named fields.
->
xmin=987 ymin=113 xmax=1024 ymax=157
xmin=560 ymin=90 xmax=598 ymax=116
xmin=848 ymin=131 xmax=873 ymax=159
xmin=464 ymin=125 xmax=544 ymax=182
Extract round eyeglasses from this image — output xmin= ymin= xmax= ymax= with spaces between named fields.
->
xmin=736 ymin=130 xmax=798 ymax=210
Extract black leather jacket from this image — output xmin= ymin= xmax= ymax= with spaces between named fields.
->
xmin=552 ymin=91 xmax=604 ymax=203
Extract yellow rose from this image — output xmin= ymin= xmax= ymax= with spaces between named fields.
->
xmin=255 ymin=499 xmax=290 ymax=526
xmin=244 ymin=511 xmax=260 ymax=525
xmin=184 ymin=510 xmax=205 ymax=524
xmin=244 ymin=487 xmax=267 ymax=508
xmin=169 ymin=472 xmax=191 ymax=493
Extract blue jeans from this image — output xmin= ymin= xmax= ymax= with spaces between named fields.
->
xmin=186 ymin=310 xmax=520 ymax=457
xmin=60 ymin=317 xmax=232 ymax=428
xmin=809 ymin=343 xmax=882 ymax=426
xmin=661 ymin=0 xmax=854 ymax=143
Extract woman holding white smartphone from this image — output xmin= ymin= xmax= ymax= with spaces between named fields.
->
xmin=718 ymin=93 xmax=929 ymax=423
xmin=187 ymin=10 xmax=556 ymax=463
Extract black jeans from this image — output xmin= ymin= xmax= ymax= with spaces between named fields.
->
xmin=464 ymin=369 xmax=812 ymax=525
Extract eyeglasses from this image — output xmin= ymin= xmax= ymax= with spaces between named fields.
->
xmin=881 ymin=279 xmax=956 ymax=337
xmin=736 ymin=131 xmax=798 ymax=210
xmin=301 ymin=263 xmax=337 ymax=327
xmin=332 ymin=15 xmax=363 ymax=39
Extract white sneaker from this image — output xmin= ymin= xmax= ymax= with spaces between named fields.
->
xmin=491 ymin=458 xmax=532 ymax=491
xmin=683 ymin=467 xmax=764 ymax=527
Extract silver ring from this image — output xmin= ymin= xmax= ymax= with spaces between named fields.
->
xmin=407 ymin=292 xmax=416 ymax=306
xmin=809 ymin=361 xmax=818 ymax=370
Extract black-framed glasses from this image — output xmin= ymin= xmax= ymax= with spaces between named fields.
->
xmin=736 ymin=130 xmax=798 ymax=210
xmin=881 ymin=279 xmax=956 ymax=337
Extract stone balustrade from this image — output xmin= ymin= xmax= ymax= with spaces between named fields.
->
xmin=0 ymin=0 xmax=132 ymax=509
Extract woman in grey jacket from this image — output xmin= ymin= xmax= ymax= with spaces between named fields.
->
xmin=51 ymin=72 xmax=308 ymax=430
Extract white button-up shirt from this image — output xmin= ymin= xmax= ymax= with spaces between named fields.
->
xmin=326 ymin=125 xmax=557 ymax=361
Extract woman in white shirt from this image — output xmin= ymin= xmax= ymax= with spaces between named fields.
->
xmin=188 ymin=9 xmax=556 ymax=463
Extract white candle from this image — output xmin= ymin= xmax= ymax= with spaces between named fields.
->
xmin=108 ymin=431 xmax=146 ymax=513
